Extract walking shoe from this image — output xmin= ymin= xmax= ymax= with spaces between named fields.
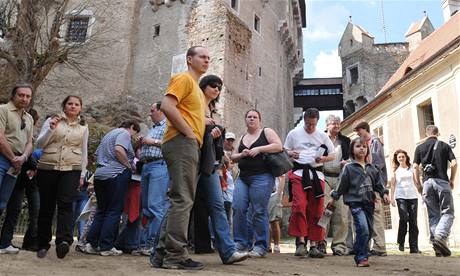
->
xmin=56 ymin=242 xmax=70 ymax=259
xmin=294 ymin=242 xmax=307 ymax=256
xmin=308 ymin=246 xmax=324 ymax=258
xmin=223 ymin=251 xmax=249 ymax=264
xmin=100 ymin=247 xmax=123 ymax=256
xmin=317 ymin=241 xmax=327 ymax=255
xmin=83 ymin=243 xmax=98 ymax=255
xmin=162 ymin=258 xmax=205 ymax=270
xmin=140 ymin=247 xmax=153 ymax=256
xmin=267 ymin=246 xmax=272 ymax=253
xmin=248 ymin=250 xmax=265 ymax=258
xmin=273 ymin=245 xmax=281 ymax=254
xmin=434 ymin=248 xmax=442 ymax=257
xmin=332 ymin=249 xmax=345 ymax=256
xmin=432 ymin=237 xmax=451 ymax=257
xmin=357 ymin=259 xmax=370 ymax=267
xmin=369 ymin=250 xmax=387 ymax=256
xmin=37 ymin=249 xmax=48 ymax=258
xmin=410 ymin=249 xmax=422 ymax=254
xmin=398 ymin=244 xmax=404 ymax=252
xmin=0 ymin=245 xmax=19 ymax=254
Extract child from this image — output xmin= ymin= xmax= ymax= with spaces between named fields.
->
xmin=331 ymin=137 xmax=389 ymax=267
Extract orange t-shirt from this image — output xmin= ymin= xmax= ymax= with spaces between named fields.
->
xmin=162 ymin=72 xmax=205 ymax=146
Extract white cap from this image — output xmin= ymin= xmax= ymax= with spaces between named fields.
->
xmin=225 ymin=132 xmax=236 ymax=140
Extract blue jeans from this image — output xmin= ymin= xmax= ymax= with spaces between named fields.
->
xmin=197 ymin=171 xmax=236 ymax=261
xmin=73 ymin=190 xmax=89 ymax=240
xmin=140 ymin=160 xmax=169 ymax=249
xmin=87 ymin=169 xmax=131 ymax=251
xmin=0 ymin=154 xmax=17 ymax=214
xmin=350 ymin=202 xmax=374 ymax=264
xmin=423 ymin=178 xmax=455 ymax=241
xmin=233 ymin=173 xmax=274 ymax=255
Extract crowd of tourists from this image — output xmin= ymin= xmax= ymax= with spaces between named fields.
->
xmin=0 ymin=46 xmax=456 ymax=270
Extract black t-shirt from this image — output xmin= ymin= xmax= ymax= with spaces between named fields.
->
xmin=238 ymin=129 xmax=271 ymax=177
xmin=413 ymin=137 xmax=456 ymax=182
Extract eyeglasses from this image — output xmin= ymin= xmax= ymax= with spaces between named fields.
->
xmin=20 ymin=117 xmax=25 ymax=130
xmin=209 ymin=83 xmax=222 ymax=91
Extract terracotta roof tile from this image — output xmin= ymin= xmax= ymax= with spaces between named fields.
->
xmin=379 ymin=12 xmax=460 ymax=93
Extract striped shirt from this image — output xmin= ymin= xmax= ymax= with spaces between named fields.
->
xmin=94 ymin=128 xmax=134 ymax=180
xmin=140 ymin=118 xmax=166 ymax=161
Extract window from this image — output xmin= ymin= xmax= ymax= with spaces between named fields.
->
xmin=66 ymin=16 xmax=90 ymax=43
xmin=254 ymin=14 xmax=261 ymax=33
xmin=417 ymin=100 xmax=435 ymax=138
xmin=349 ymin=66 xmax=359 ymax=85
xmin=231 ymin=0 xmax=239 ymax=11
xmin=153 ymin=24 xmax=160 ymax=37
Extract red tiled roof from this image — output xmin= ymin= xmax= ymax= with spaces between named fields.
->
xmin=379 ymin=12 xmax=460 ymax=93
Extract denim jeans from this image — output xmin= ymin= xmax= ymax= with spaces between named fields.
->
xmin=196 ymin=171 xmax=236 ymax=261
xmin=0 ymin=154 xmax=18 ymax=215
xmin=350 ymin=202 xmax=374 ymax=264
xmin=140 ymin=160 xmax=169 ymax=249
xmin=233 ymin=173 xmax=274 ymax=255
xmin=422 ymin=178 xmax=455 ymax=241
xmin=73 ymin=189 xmax=89 ymax=240
xmin=0 ymin=171 xmax=39 ymax=249
xmin=396 ymin=198 xmax=419 ymax=250
xmin=87 ymin=169 xmax=131 ymax=251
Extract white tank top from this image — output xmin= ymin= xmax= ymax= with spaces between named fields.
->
xmin=394 ymin=167 xmax=418 ymax=199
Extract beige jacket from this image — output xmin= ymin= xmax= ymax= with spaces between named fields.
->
xmin=36 ymin=114 xmax=88 ymax=177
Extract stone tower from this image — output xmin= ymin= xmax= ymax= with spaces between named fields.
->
xmin=36 ymin=0 xmax=305 ymax=138
xmin=339 ymin=21 xmax=409 ymax=117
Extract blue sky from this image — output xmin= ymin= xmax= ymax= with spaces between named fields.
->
xmin=302 ymin=0 xmax=444 ymax=78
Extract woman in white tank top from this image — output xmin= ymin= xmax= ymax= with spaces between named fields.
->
xmin=389 ymin=149 xmax=421 ymax=254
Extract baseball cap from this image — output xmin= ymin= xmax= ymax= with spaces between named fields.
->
xmin=225 ymin=132 xmax=236 ymax=140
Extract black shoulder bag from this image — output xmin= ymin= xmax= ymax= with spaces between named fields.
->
xmin=423 ymin=140 xmax=439 ymax=176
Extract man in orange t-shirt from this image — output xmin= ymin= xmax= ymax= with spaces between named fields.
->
xmin=150 ymin=46 xmax=208 ymax=270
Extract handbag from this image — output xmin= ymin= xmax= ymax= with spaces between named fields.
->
xmin=263 ymin=150 xmax=294 ymax=177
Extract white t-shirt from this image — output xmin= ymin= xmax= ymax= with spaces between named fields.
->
xmin=284 ymin=128 xmax=335 ymax=180
xmin=394 ymin=167 xmax=418 ymax=199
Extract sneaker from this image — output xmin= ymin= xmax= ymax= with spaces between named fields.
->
xmin=37 ymin=249 xmax=48 ymax=258
xmin=100 ymin=247 xmax=123 ymax=256
xmin=294 ymin=243 xmax=307 ymax=256
xmin=162 ymin=258 xmax=205 ymax=270
xmin=369 ymin=250 xmax=387 ymax=256
xmin=140 ymin=247 xmax=153 ymax=256
xmin=308 ymin=246 xmax=324 ymax=258
xmin=56 ymin=242 xmax=70 ymax=259
xmin=267 ymin=246 xmax=272 ymax=253
xmin=357 ymin=259 xmax=370 ymax=267
xmin=273 ymin=245 xmax=281 ymax=254
xmin=398 ymin=244 xmax=404 ymax=252
xmin=223 ymin=251 xmax=249 ymax=264
xmin=0 ymin=245 xmax=20 ymax=254
xmin=84 ymin=243 xmax=98 ymax=255
xmin=432 ymin=237 xmax=451 ymax=257
xmin=317 ymin=241 xmax=327 ymax=255
xmin=248 ymin=250 xmax=265 ymax=258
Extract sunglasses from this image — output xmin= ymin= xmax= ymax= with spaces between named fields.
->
xmin=209 ymin=83 xmax=222 ymax=91
xmin=20 ymin=117 xmax=25 ymax=130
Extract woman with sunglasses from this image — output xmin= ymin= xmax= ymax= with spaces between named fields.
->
xmin=36 ymin=95 xmax=88 ymax=259
xmin=192 ymin=75 xmax=248 ymax=264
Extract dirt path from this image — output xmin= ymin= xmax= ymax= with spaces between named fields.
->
xmin=1 ymin=244 xmax=459 ymax=276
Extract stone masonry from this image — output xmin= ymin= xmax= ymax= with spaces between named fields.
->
xmin=35 ymin=0 xmax=305 ymax=139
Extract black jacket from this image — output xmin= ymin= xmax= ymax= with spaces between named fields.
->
xmin=331 ymin=161 xmax=388 ymax=205
xmin=337 ymin=132 xmax=350 ymax=160
xmin=199 ymin=125 xmax=225 ymax=176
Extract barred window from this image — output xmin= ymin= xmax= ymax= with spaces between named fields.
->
xmin=66 ymin=16 xmax=90 ymax=43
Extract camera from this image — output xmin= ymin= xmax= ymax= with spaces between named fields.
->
xmin=423 ymin=164 xmax=436 ymax=175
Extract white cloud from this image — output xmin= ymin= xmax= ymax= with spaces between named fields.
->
xmin=313 ymin=49 xmax=342 ymax=78
xmin=304 ymin=4 xmax=350 ymax=42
